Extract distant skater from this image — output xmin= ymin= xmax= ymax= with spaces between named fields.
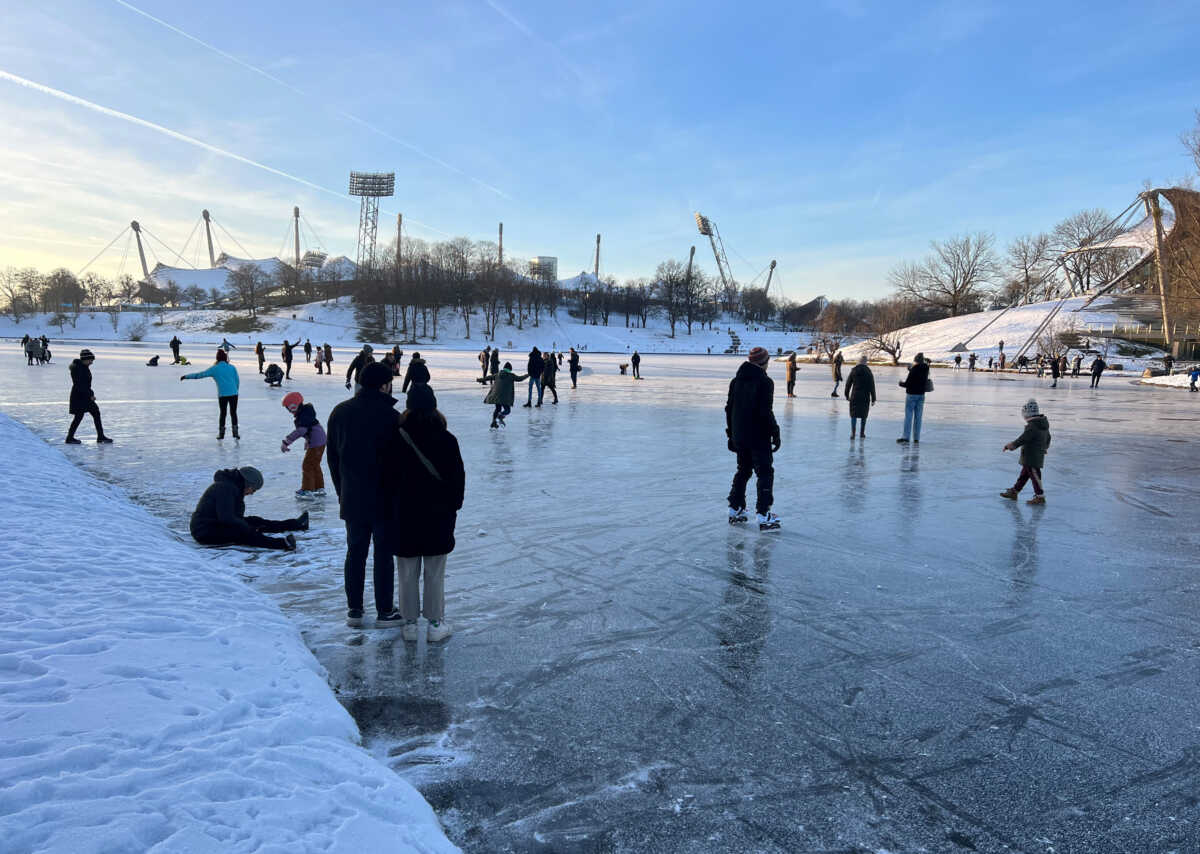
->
xmin=489 ymin=347 xmax=500 ymax=381
xmin=401 ymin=352 xmax=430 ymax=394
xmin=479 ymin=346 xmax=491 ymax=381
xmin=541 ymin=351 xmax=560 ymax=403
xmin=324 ymin=343 xmax=334 ymax=374
xmin=831 ymin=350 xmax=844 ymax=397
xmin=280 ymin=391 xmax=327 ymax=498
xmin=524 ymin=347 xmax=544 ymax=407
xmin=281 ymin=340 xmax=299 ymax=379
xmin=303 ymin=339 xmax=313 ymax=363
xmin=345 ymin=345 xmax=375 ymax=393
xmin=568 ymin=347 xmax=580 ymax=389
xmin=1188 ymin=365 xmax=1198 ymax=392
xmin=1050 ymin=354 xmax=1060 ymax=388
xmin=843 ymin=355 xmax=875 ymax=439
xmin=1001 ymin=399 xmax=1051 ymax=505
xmin=954 ymin=354 xmax=962 ymax=370
xmin=785 ymin=351 xmax=797 ymax=397
xmin=169 ymin=335 xmax=182 ymax=364
xmin=896 ymin=353 xmax=930 ymax=444
xmin=189 ymin=466 xmax=305 ymax=551
xmin=255 ymin=341 xmax=265 ymax=374
xmin=969 ymin=353 xmax=977 ymax=371
xmin=631 ymin=350 xmax=641 ymax=379
xmin=65 ymin=349 xmax=112 ymax=444
xmin=725 ymin=346 xmax=781 ymax=531
xmin=1072 ymin=354 xmax=1082 ymax=377
xmin=484 ymin=362 xmax=526 ymax=428
xmin=1090 ymin=355 xmax=1106 ymax=388
xmin=180 ymin=348 xmax=241 ymax=440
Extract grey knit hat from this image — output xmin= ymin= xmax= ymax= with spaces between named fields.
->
xmin=239 ymin=466 xmax=264 ymax=491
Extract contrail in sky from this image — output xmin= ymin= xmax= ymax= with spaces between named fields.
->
xmin=483 ymin=0 xmax=589 ymax=84
xmin=0 ymin=69 xmax=450 ymax=237
xmin=113 ymin=0 xmax=512 ymax=201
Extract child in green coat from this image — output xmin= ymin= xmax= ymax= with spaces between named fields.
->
xmin=1001 ymin=399 xmax=1051 ymax=505
xmin=484 ymin=362 xmax=527 ymax=428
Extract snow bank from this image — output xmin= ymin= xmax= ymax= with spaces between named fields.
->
xmin=1140 ymin=372 xmax=1197 ymax=389
xmin=0 ymin=413 xmax=457 ymax=854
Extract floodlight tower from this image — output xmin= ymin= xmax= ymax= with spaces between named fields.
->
xmin=348 ymin=171 xmax=395 ymax=274
xmin=694 ymin=212 xmax=735 ymax=293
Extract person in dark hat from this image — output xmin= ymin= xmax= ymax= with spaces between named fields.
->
xmin=66 ymin=349 xmax=112 ymax=444
xmin=725 ymin=346 xmax=780 ymax=531
xmin=401 ymin=351 xmax=430 ymax=394
xmin=189 ymin=466 xmax=305 ymax=550
xmin=390 ymin=382 xmax=465 ymax=642
xmin=327 ymin=361 xmax=404 ymax=628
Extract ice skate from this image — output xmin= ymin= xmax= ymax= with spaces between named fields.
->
xmin=1000 ymin=488 xmax=1018 ymax=500
xmin=96 ymin=436 xmax=113 ymax=444
xmin=1026 ymin=494 xmax=1046 ymax=505
xmin=427 ymin=620 xmax=453 ymax=642
xmin=297 ymin=510 xmax=309 ymax=531
xmin=757 ymin=511 xmax=781 ymax=531
xmin=65 ymin=437 xmax=81 ymax=445
xmin=728 ymin=506 xmax=748 ymax=525
xmin=295 ymin=489 xmax=313 ymax=498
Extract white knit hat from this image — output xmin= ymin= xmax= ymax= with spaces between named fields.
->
xmin=1022 ymin=399 xmax=1039 ymax=418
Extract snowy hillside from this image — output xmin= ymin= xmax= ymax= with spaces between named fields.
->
xmin=0 ymin=413 xmax=457 ymax=854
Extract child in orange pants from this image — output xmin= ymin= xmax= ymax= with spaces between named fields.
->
xmin=281 ymin=392 xmax=328 ymax=497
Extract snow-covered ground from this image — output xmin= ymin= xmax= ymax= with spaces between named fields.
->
xmin=3 ymin=342 xmax=1200 ymax=852
xmin=0 ymin=412 xmax=457 ymax=854
xmin=1140 ymin=371 xmax=1199 ymax=389
xmin=1 ymin=299 xmax=808 ymax=356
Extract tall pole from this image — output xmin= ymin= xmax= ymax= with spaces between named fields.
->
xmin=685 ymin=245 xmax=695 ymax=281
xmin=293 ymin=206 xmax=301 ymax=267
xmin=130 ymin=220 xmax=151 ymax=282
xmin=764 ymin=260 xmax=776 ymax=296
xmin=594 ymin=233 xmax=601 ymax=278
xmin=1144 ymin=192 xmax=1172 ymax=349
xmin=396 ymin=213 xmax=403 ymax=267
xmin=498 ymin=222 xmax=504 ymax=266
xmin=202 ymin=209 xmax=216 ymax=267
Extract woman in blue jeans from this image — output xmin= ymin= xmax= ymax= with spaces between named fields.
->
xmin=897 ymin=353 xmax=930 ymax=444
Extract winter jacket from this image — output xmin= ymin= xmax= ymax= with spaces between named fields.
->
xmin=489 ymin=351 xmax=500 ymax=372
xmin=631 ymin=352 xmax=641 ymax=366
xmin=387 ymin=416 xmax=466 ymax=557
xmin=68 ymin=359 xmax=94 ymax=414
xmin=568 ymin=352 xmax=580 ymax=373
xmin=264 ymin=364 xmax=284 ymax=384
xmin=1091 ymin=358 xmax=1106 ymax=375
xmin=843 ymin=363 xmax=876 ymax=419
xmin=346 ymin=351 xmax=375 ymax=385
xmin=725 ymin=361 xmax=779 ymax=450
xmin=323 ymin=344 xmax=333 ymax=363
xmin=899 ymin=360 xmax=930 ymax=396
xmin=184 ymin=361 xmax=240 ymax=397
xmin=1011 ymin=414 xmax=1051 ymax=469
xmin=326 ymin=389 xmax=400 ymax=522
xmin=401 ymin=358 xmax=430 ymax=393
xmin=832 ymin=353 xmax=844 ymax=381
xmin=785 ymin=357 xmax=797 ymax=382
xmin=282 ymin=341 xmax=295 ymax=362
xmin=484 ymin=369 xmax=527 ymax=406
xmin=169 ymin=337 xmax=181 ymax=352
xmin=542 ymin=358 xmax=558 ymax=386
xmin=1050 ymin=358 xmax=1060 ymax=378
xmin=190 ymin=468 xmax=253 ymax=540
xmin=527 ymin=351 xmax=544 ymax=379
xmin=283 ymin=403 xmax=327 ymax=450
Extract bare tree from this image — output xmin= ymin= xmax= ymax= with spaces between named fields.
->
xmin=862 ymin=297 xmax=914 ymax=364
xmin=183 ymin=285 xmax=206 ymax=308
xmin=1051 ymin=209 xmax=1133 ymax=294
xmin=654 ymin=259 xmax=687 ymax=337
xmin=1183 ymin=109 xmax=1200 ymax=175
xmin=1 ymin=267 xmax=24 ymax=322
xmin=893 ymin=232 xmax=997 ymax=316
xmin=229 ymin=266 xmax=269 ymax=317
xmin=1004 ymin=233 xmax=1054 ymax=304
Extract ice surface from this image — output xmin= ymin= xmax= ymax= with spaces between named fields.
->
xmin=2 ymin=343 xmax=1199 ymax=853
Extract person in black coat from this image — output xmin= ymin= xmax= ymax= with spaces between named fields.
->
xmin=389 ymin=384 xmax=465 ymax=642
xmin=843 ymin=355 xmax=876 ymax=439
xmin=255 ymin=341 xmax=265 ymax=374
xmin=326 ymin=362 xmax=403 ymax=627
xmin=831 ymin=351 xmax=844 ymax=397
xmin=303 ymin=339 xmax=312 ymax=363
xmin=189 ymin=466 xmax=304 ymax=550
xmin=1050 ymin=353 xmax=1060 ymax=387
xmin=281 ymin=340 xmax=299 ymax=379
xmin=631 ymin=350 xmax=641 ymax=379
xmin=489 ymin=347 xmax=500 ymax=381
xmin=897 ymin=353 xmax=930 ymax=444
xmin=524 ymin=347 xmax=544 ymax=406
xmin=568 ymin=348 xmax=580 ymax=389
xmin=66 ymin=349 xmax=112 ymax=444
xmin=401 ymin=352 xmax=430 ymax=393
xmin=169 ymin=335 xmax=182 ymax=364
xmin=725 ymin=347 xmax=781 ymax=528
xmin=1090 ymin=356 xmax=1106 ymax=388
xmin=345 ymin=344 xmax=375 ymax=391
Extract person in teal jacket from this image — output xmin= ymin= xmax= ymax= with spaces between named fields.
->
xmin=182 ymin=348 xmax=241 ymax=439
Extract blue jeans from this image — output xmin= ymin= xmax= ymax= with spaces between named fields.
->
xmin=527 ymin=376 xmax=543 ymax=404
xmin=902 ymin=394 xmax=925 ymax=440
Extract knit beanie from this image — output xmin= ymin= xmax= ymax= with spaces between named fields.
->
xmin=359 ymin=362 xmax=393 ymax=390
xmin=748 ymin=347 xmax=769 ymax=366
xmin=239 ymin=466 xmax=264 ymax=490
xmin=1022 ymin=399 xmax=1040 ymax=418
xmin=407 ymin=383 xmax=437 ymax=412
xmin=79 ymin=348 xmax=94 ymax=360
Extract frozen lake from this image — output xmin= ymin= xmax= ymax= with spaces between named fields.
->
xmin=3 ymin=340 xmax=1199 ymax=853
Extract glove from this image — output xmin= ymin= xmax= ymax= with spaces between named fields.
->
xmin=179 ymin=376 xmax=185 ymax=382
xmin=771 ymin=432 xmax=781 ymax=453
xmin=345 ymin=381 xmax=352 ymax=390
xmin=281 ymin=441 xmax=289 ymax=453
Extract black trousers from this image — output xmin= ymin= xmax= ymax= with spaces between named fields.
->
xmin=786 ymin=378 xmax=795 ymax=395
xmin=728 ymin=444 xmax=774 ymax=514
xmin=570 ymin=368 xmax=579 ymax=388
xmin=193 ymin=515 xmax=300 ymax=550
xmin=632 ymin=363 xmax=640 ymax=378
xmin=257 ymin=354 xmax=265 ymax=373
xmin=344 ymin=519 xmax=394 ymax=614
xmin=218 ymin=395 xmax=239 ymax=433
xmin=284 ymin=358 xmax=293 ymax=378
xmin=67 ymin=402 xmax=104 ymax=439
xmin=1091 ymin=371 xmax=1102 ymax=388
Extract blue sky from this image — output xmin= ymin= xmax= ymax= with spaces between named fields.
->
xmin=1 ymin=0 xmax=1197 ymax=300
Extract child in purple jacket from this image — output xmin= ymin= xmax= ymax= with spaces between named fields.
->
xmin=281 ymin=392 xmax=327 ymax=497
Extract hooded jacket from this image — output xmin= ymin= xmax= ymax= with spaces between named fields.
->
xmin=843 ymin=363 xmax=876 ymax=418
xmin=725 ymin=361 xmax=779 ymax=450
xmin=388 ymin=414 xmax=466 ymax=557
xmin=526 ymin=350 xmax=544 ymax=379
xmin=346 ymin=350 xmax=375 ymax=384
xmin=326 ymin=389 xmax=400 ymax=522
xmin=401 ymin=357 xmax=430 ymax=393
xmin=184 ymin=361 xmax=240 ymax=397
xmin=68 ymin=359 xmax=94 ymax=413
xmin=484 ymin=368 xmax=528 ymax=407
xmin=190 ymin=468 xmax=252 ymax=539
xmin=1010 ymin=414 xmax=1052 ymax=469
xmin=283 ymin=403 xmax=327 ymax=449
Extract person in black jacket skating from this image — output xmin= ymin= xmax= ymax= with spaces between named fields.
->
xmin=327 ymin=362 xmax=404 ymax=628
xmin=726 ymin=346 xmax=781 ymax=530
xmin=169 ymin=335 xmax=182 ymax=364
xmin=401 ymin=352 xmax=430 ymax=394
xmin=489 ymin=347 xmax=500 ymax=381
xmin=631 ymin=350 xmax=641 ymax=379
xmin=345 ymin=344 xmax=375 ymax=392
xmin=389 ymin=383 xmax=465 ymax=642
xmin=65 ymin=349 xmax=112 ymax=444
xmin=568 ymin=348 xmax=580 ymax=388
xmin=897 ymin=353 xmax=930 ymax=444
xmin=189 ymin=466 xmax=304 ymax=550
xmin=303 ymin=339 xmax=313 ymax=363
xmin=524 ymin=347 xmax=545 ymax=406
xmin=1090 ymin=356 xmax=1106 ymax=388
xmin=281 ymin=339 xmax=299 ymax=379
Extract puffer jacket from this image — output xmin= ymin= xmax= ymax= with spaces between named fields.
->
xmin=283 ymin=403 xmax=327 ymax=449
xmin=1011 ymin=414 xmax=1051 ymax=469
xmin=68 ymin=359 xmax=94 ymax=414
xmin=190 ymin=469 xmax=252 ymax=539
xmin=725 ymin=361 xmax=779 ymax=450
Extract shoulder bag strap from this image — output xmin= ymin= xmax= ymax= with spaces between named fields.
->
xmin=397 ymin=427 xmax=442 ymax=481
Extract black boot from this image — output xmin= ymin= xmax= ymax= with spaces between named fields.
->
xmin=296 ymin=511 xmax=309 ymax=531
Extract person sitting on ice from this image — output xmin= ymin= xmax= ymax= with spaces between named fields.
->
xmin=280 ymin=391 xmax=327 ymax=498
xmin=189 ymin=466 xmax=306 ymax=551
xmin=1001 ymin=399 xmax=1051 ymax=506
xmin=263 ymin=363 xmax=285 ymax=387
xmin=146 ymin=355 xmax=160 ymax=366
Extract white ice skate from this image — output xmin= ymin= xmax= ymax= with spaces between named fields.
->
xmin=757 ymin=511 xmax=781 ymax=532
xmin=728 ymin=506 xmax=748 ymax=525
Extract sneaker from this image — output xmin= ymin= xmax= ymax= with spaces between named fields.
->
xmin=1000 ymin=488 xmax=1018 ymax=500
xmin=346 ymin=609 xmax=364 ymax=628
xmin=297 ymin=510 xmax=309 ymax=531
xmin=1027 ymin=494 xmax=1046 ymax=505
xmin=283 ymin=534 xmax=297 ymax=551
xmin=96 ymin=436 xmax=113 ymax=444
xmin=427 ymin=620 xmax=453 ymax=642
xmin=728 ymin=506 xmax=748 ymax=525
xmin=376 ymin=610 xmax=404 ymax=627
xmin=896 ymin=437 xmax=909 ymax=444
xmin=65 ymin=437 xmax=81 ymax=445
xmin=402 ymin=621 xmax=419 ymax=641
xmin=522 ymin=402 xmax=532 ymax=408
xmin=757 ymin=511 xmax=781 ymax=531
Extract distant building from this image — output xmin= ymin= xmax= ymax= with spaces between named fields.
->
xmin=529 ymin=256 xmax=558 ymax=282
